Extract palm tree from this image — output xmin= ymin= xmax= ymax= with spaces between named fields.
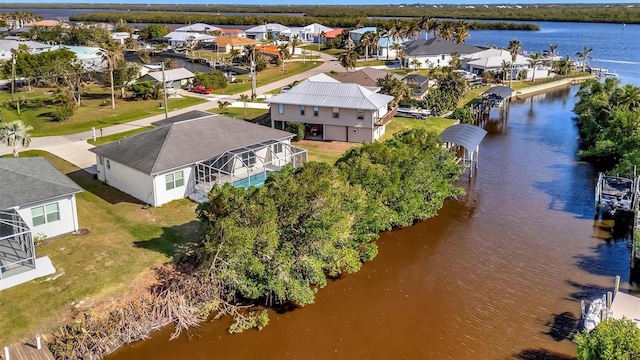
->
xmin=318 ymin=30 xmax=327 ymax=52
xmin=431 ymin=20 xmax=444 ymax=39
xmin=411 ymin=57 xmax=421 ymax=71
xmin=0 ymin=120 xmax=32 ymax=157
xmin=278 ymin=42 xmax=290 ymax=71
xmin=371 ymin=31 xmax=381 ymax=60
xmin=453 ymin=21 xmax=470 ymax=44
xmin=405 ymin=21 xmax=421 ymax=41
xmin=338 ymin=49 xmax=357 ymax=72
xmin=576 ymin=45 xmax=593 ymax=73
xmin=618 ymin=84 xmax=640 ymax=110
xmin=508 ymin=39 xmax=522 ymax=87
xmin=217 ymin=100 xmax=231 ymax=115
xmin=101 ymin=40 xmax=124 ymax=110
xmin=528 ymin=52 xmax=543 ymax=82
xmin=239 ymin=94 xmax=251 ymax=114
xmin=440 ymin=21 xmax=454 ymax=42
xmin=289 ymin=34 xmax=302 ymax=57
xmin=501 ymin=60 xmax=511 ymax=82
xmin=230 ymin=48 xmax=241 ymax=63
xmin=360 ymin=31 xmax=375 ymax=61
xmin=418 ymin=16 xmax=432 ymax=40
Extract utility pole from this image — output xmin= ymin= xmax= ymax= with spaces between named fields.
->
xmin=251 ymin=48 xmax=257 ymax=102
xmin=161 ymin=62 xmax=168 ymax=119
xmin=11 ymin=54 xmax=20 ymax=115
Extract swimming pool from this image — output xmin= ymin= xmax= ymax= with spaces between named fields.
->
xmin=232 ymin=172 xmax=272 ymax=189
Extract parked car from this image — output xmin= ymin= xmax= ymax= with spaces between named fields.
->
xmin=309 ymin=124 xmax=321 ymax=136
xmin=281 ymin=86 xmax=291 ymax=93
xmin=189 ymin=84 xmax=213 ymax=94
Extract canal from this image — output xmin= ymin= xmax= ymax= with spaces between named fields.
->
xmin=109 ymin=86 xmax=636 ymax=359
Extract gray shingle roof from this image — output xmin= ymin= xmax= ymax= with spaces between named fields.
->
xmin=0 ymin=157 xmax=83 ymax=209
xmin=331 ymin=67 xmax=402 ymax=88
xmin=151 ymin=110 xmax=213 ymax=127
xmin=266 ymin=79 xmax=394 ymax=110
xmin=404 ymin=38 xmax=482 ymax=57
xmin=90 ymin=116 xmax=295 ymax=175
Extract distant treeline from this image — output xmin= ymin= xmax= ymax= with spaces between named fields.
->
xmin=69 ymin=12 xmax=539 ymax=30
xmin=3 ymin=3 xmax=640 ymax=24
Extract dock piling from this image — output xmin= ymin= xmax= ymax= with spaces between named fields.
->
xmin=36 ymin=334 xmax=42 ymax=350
xmin=4 ymin=346 xmax=10 ymax=360
xmin=615 ymin=275 xmax=620 ymax=297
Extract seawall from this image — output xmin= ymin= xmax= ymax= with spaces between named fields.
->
xmin=513 ymin=75 xmax=597 ymax=99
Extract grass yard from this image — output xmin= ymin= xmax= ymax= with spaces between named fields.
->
xmin=356 ymin=59 xmax=395 ymax=67
xmin=208 ymin=107 xmax=268 ymax=122
xmin=0 ymin=87 xmax=206 ymax=137
xmin=380 ymin=117 xmax=457 ymax=141
xmin=296 ymin=139 xmax=359 ymax=165
xmin=87 ymin=126 xmax=155 ymax=145
xmin=0 ymin=150 xmax=199 ymax=345
xmin=316 ymin=47 xmax=346 ymax=56
xmin=212 ymin=62 xmax=322 ymax=96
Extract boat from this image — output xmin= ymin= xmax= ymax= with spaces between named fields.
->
xmin=397 ymin=107 xmax=431 ymax=119
xmin=583 ymin=297 xmax=606 ymax=331
xmin=604 ymin=71 xmax=619 ymax=78
xmin=595 ymin=173 xmax=638 ymax=216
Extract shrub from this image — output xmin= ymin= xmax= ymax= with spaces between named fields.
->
xmin=51 ymin=104 xmax=75 ymax=122
xmin=285 ymin=121 xmax=305 ymax=142
xmin=451 ymin=107 xmax=475 ymax=124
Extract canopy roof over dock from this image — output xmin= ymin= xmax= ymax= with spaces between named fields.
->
xmin=481 ymin=85 xmax=514 ymax=99
xmin=440 ymin=124 xmax=487 ymax=151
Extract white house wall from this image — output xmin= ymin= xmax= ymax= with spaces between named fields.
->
xmin=16 ymin=195 xmax=79 ymax=239
xmin=96 ymin=156 xmax=155 ymax=206
xmin=152 ymin=166 xmax=194 ymax=207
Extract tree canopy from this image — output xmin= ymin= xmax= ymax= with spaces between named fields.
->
xmin=574 ymin=318 xmax=640 ymax=360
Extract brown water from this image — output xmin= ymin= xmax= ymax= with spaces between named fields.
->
xmin=109 ymin=86 xmax=638 ymax=360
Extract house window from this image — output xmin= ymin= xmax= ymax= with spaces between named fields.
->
xmin=332 ymin=107 xmax=340 ymax=118
xmin=300 ymin=105 xmax=305 ymax=116
xmin=357 ymin=109 xmax=365 ymax=120
xmin=278 ymin=103 xmax=284 ymax=114
xmin=313 ymin=106 xmax=319 ymax=117
xmin=98 ymin=156 xmax=103 ymax=165
xmin=442 ymin=55 xmax=445 ymax=60
xmin=242 ymin=151 xmax=256 ymax=166
xmin=272 ymin=143 xmax=283 ymax=153
xmin=165 ymin=171 xmax=184 ymax=191
xmin=31 ymin=203 xmax=60 ymax=226
xmin=106 ymin=160 xmax=111 ymax=169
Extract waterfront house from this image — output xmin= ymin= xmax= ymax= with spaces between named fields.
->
xmin=138 ymin=67 xmax=195 ymax=89
xmin=462 ymin=48 xmax=549 ymax=80
xmin=90 ymin=115 xmax=307 ymax=206
xmin=160 ymin=31 xmax=216 ymax=48
xmin=266 ymin=78 xmax=395 ymax=143
xmin=403 ymin=38 xmax=482 ymax=69
xmin=320 ymin=28 xmax=344 ymax=42
xmin=175 ymin=23 xmax=221 ymax=33
xmin=246 ymin=23 xmax=290 ymax=41
xmin=0 ymin=157 xmax=82 ymax=290
xmin=377 ymin=35 xmax=410 ymax=59
xmin=402 ymin=74 xmax=431 ymax=97
xmin=111 ymin=32 xmax=139 ymax=45
xmin=213 ymin=36 xmax=261 ymax=53
xmin=287 ymin=23 xmax=333 ymax=42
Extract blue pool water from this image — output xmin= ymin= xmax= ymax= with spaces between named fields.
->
xmin=232 ymin=172 xmax=272 ymax=189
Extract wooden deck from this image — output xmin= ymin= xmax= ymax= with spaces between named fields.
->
xmin=4 ymin=341 xmax=55 ymax=360
xmin=611 ymin=292 xmax=640 ymax=327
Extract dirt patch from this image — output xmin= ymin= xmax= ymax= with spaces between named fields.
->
xmin=297 ymin=139 xmax=359 ymax=153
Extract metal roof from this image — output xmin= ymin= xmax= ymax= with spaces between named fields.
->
xmin=266 ymin=79 xmax=394 ymax=110
xmin=0 ymin=157 xmax=82 ymax=209
xmin=143 ymin=68 xmax=195 ymax=83
xmin=440 ymin=124 xmax=487 ymax=151
xmin=482 ymin=86 xmax=514 ymax=99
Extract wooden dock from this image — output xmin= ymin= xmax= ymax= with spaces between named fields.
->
xmin=3 ymin=340 xmax=55 ymax=360
xmin=610 ymin=291 xmax=640 ymax=327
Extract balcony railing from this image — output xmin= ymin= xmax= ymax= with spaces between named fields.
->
xmin=375 ymin=106 xmax=398 ymax=127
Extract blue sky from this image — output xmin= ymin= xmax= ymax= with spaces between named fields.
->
xmin=13 ymin=0 xmax=640 ymax=5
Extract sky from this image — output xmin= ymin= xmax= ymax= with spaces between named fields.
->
xmin=12 ymin=0 xmax=640 ymax=5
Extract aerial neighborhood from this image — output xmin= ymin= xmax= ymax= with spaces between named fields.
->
xmin=0 ymin=4 xmax=636 ymax=360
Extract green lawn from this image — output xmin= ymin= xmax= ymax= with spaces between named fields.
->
xmin=0 ymin=87 xmax=206 ymax=137
xmin=316 ymin=47 xmax=346 ymax=56
xmin=87 ymin=126 xmax=155 ymax=145
xmin=209 ymin=107 xmax=268 ymax=122
xmin=212 ymin=62 xmax=322 ymax=96
xmin=381 ymin=117 xmax=457 ymax=141
xmin=0 ymin=151 xmax=199 ymax=345
xmin=356 ymin=59 xmax=395 ymax=67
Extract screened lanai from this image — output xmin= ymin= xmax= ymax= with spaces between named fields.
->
xmin=440 ymin=124 xmax=488 ymax=178
xmin=0 ymin=209 xmax=35 ymax=280
xmin=193 ymin=139 xmax=308 ymax=197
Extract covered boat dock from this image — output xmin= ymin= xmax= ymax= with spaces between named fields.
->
xmin=440 ymin=123 xmax=488 ymax=177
